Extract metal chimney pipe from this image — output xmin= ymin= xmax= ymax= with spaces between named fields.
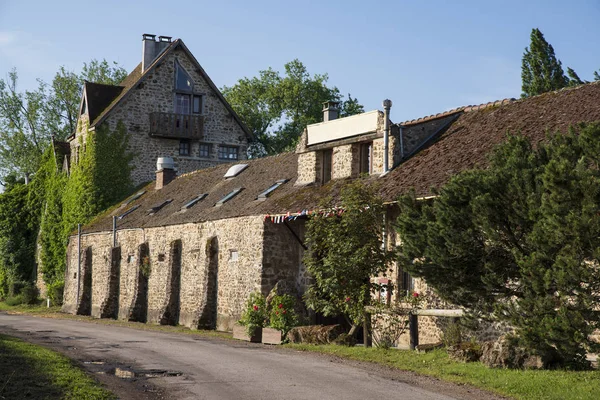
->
xmin=382 ymin=99 xmax=392 ymax=173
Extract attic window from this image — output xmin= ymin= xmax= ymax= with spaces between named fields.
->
xmin=118 ymin=205 xmax=140 ymax=220
xmin=125 ymin=191 xmax=146 ymax=206
xmin=148 ymin=199 xmax=172 ymax=215
xmin=257 ymin=179 xmax=288 ymax=201
xmin=224 ymin=164 xmax=248 ymax=178
xmin=81 ymin=99 xmax=87 ymax=115
xmin=181 ymin=193 xmax=208 ymax=210
xmin=175 ymin=61 xmax=193 ymax=92
xmin=215 ymin=188 xmax=243 ymax=207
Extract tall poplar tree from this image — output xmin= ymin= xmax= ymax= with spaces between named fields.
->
xmin=521 ymin=28 xmax=569 ymax=97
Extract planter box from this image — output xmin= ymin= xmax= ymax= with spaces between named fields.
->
xmin=262 ymin=327 xmax=283 ymax=345
xmin=232 ymin=324 xmax=262 ymax=342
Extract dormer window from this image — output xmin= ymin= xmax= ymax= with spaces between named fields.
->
xmin=359 ymin=142 xmax=373 ymax=175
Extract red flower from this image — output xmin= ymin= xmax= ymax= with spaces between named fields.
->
xmin=345 ymin=297 xmax=351 ymax=303
xmin=275 ymin=311 xmax=279 ymax=315
xmin=278 ymin=303 xmax=283 ymax=309
xmin=282 ymin=310 xmax=286 ymax=314
xmin=412 ymin=292 xmax=419 ymax=298
xmin=253 ymin=305 xmax=259 ymax=311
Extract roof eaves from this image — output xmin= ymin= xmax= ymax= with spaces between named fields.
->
xmin=91 ymin=40 xmax=180 ymax=127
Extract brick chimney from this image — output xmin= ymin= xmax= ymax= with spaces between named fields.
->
xmin=142 ymin=34 xmax=172 ymax=72
xmin=155 ymin=157 xmax=176 ymax=190
xmin=323 ymin=101 xmax=340 ymax=122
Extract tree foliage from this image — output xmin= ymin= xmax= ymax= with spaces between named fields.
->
xmin=304 ymin=180 xmax=393 ymax=332
xmin=521 ymin=28 xmax=569 ymax=97
xmin=396 ymin=124 xmax=600 ymax=369
xmin=0 ymin=183 xmax=38 ymax=298
xmin=222 ymin=59 xmax=364 ymax=157
xmin=521 ymin=28 xmax=600 ymax=97
xmin=0 ymin=60 xmax=127 ymax=181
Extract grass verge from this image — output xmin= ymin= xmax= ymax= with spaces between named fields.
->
xmin=285 ymin=344 xmax=600 ymax=400
xmin=0 ymin=333 xmax=115 ymax=399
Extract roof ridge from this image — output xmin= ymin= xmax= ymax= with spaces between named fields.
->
xmin=400 ymin=97 xmax=517 ymax=126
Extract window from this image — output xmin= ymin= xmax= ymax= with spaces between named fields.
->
xmin=175 ymin=61 xmax=193 ymax=91
xmin=193 ymin=95 xmax=203 ymax=114
xmin=181 ymin=193 xmax=208 ymax=210
xmin=257 ymin=179 xmax=288 ymax=201
xmin=322 ymin=149 xmax=333 ymax=183
xmin=81 ymin=99 xmax=87 ymax=115
xmin=148 ymin=199 xmax=173 ymax=215
xmin=400 ymin=270 xmax=414 ymax=296
xmin=219 ymin=145 xmax=238 ymax=160
xmin=360 ymin=142 xmax=373 ymax=175
xmin=199 ymin=143 xmax=210 ymax=158
xmin=175 ymin=93 xmax=191 ymax=115
xmin=179 ymin=140 xmax=190 ymax=156
xmin=215 ymin=187 xmax=243 ymax=207
xmin=118 ymin=205 xmax=140 ymax=220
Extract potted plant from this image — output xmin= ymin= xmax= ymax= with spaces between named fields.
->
xmin=262 ymin=294 xmax=298 ymax=345
xmin=234 ymin=292 xmax=266 ymax=342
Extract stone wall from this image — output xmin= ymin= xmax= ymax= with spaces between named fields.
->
xmin=62 ymin=216 xmax=269 ymax=332
xmin=70 ymin=46 xmax=249 ymax=186
xmin=331 ymin=144 xmax=357 ymax=180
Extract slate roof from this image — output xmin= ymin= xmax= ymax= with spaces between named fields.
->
xmin=82 ymin=39 xmax=253 ymax=141
xmin=84 ymin=82 xmax=125 ymax=124
xmin=81 ymin=82 xmax=600 ymax=233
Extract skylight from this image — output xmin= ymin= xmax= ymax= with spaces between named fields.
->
xmin=224 ymin=164 xmax=248 ymax=178
xmin=215 ymin=188 xmax=243 ymax=207
xmin=181 ymin=193 xmax=208 ymax=210
xmin=124 ymin=191 xmax=146 ymax=205
xmin=148 ymin=199 xmax=172 ymax=215
xmin=118 ymin=205 xmax=140 ymax=220
xmin=257 ymin=179 xmax=288 ymax=201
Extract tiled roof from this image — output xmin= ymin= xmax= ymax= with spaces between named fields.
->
xmin=83 ymin=152 xmax=300 ymax=233
xmin=81 ymin=81 xmax=600 ymax=233
xmin=381 ymin=82 xmax=600 ymax=198
xmin=400 ymin=98 xmax=516 ymax=126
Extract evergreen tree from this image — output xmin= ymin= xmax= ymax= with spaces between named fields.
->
xmin=397 ymin=124 xmax=600 ymax=369
xmin=521 ymin=28 xmax=569 ymax=97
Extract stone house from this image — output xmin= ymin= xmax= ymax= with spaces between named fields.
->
xmin=67 ymin=34 xmax=253 ymax=186
xmin=62 ymin=82 xmax=600 ymax=342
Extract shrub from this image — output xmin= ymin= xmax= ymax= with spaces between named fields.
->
xmin=268 ymin=294 xmax=298 ymax=337
xmin=20 ymin=283 xmax=38 ymax=305
xmin=4 ymin=295 xmax=24 ymax=306
xmin=239 ymin=292 xmax=267 ymax=336
xmin=47 ymin=280 xmax=64 ymax=306
xmin=371 ymin=291 xmax=423 ymax=349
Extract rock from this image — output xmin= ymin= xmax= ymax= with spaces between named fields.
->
xmin=480 ymin=337 xmax=546 ymax=369
xmin=287 ymin=325 xmax=344 ymax=345
xmin=447 ymin=342 xmax=482 ymax=362
xmin=416 ymin=342 xmax=444 ymax=354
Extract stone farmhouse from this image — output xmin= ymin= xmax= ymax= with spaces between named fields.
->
xmin=67 ymin=34 xmax=253 ymax=185
xmin=62 ymin=80 xmax=600 ymax=342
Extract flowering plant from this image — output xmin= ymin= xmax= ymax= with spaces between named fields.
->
xmin=239 ymin=291 xmax=267 ymax=336
xmin=371 ymin=291 xmax=424 ymax=349
xmin=268 ymin=294 xmax=298 ymax=337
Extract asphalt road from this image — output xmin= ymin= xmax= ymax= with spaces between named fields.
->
xmin=0 ymin=313 xmax=490 ymax=400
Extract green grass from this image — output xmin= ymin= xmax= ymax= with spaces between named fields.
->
xmin=285 ymin=344 xmax=600 ymax=400
xmin=0 ymin=333 xmax=115 ymax=400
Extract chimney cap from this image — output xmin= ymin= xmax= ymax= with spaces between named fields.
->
xmin=322 ymin=100 xmax=340 ymax=110
xmin=142 ymin=33 xmax=156 ymax=41
xmin=158 ymin=35 xmax=172 ymax=42
xmin=382 ymin=99 xmax=392 ymax=109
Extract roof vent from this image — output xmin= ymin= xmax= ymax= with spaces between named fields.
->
xmin=157 ymin=157 xmax=175 ymax=171
xmin=224 ymin=164 xmax=248 ymax=178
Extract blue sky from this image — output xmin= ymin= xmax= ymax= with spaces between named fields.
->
xmin=1 ymin=0 xmax=600 ymax=123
